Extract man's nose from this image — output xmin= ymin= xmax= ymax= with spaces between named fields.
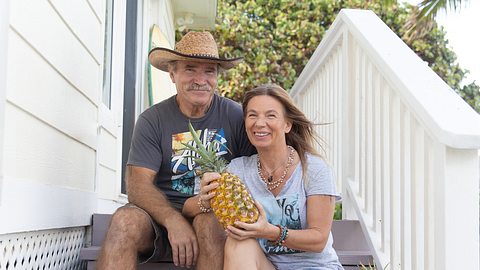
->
xmin=193 ymin=72 xmax=208 ymax=84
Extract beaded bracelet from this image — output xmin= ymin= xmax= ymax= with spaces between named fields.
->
xmin=278 ymin=225 xmax=289 ymax=246
xmin=197 ymin=197 xmax=212 ymax=213
xmin=269 ymin=225 xmax=289 ymax=246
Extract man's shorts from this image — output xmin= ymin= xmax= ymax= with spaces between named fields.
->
xmin=123 ymin=203 xmax=172 ymax=263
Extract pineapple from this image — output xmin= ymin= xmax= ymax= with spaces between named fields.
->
xmin=183 ymin=121 xmax=259 ymax=229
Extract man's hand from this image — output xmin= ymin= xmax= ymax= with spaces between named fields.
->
xmin=126 ymin=165 xmax=199 ymax=267
xmin=165 ymin=215 xmax=199 ymax=268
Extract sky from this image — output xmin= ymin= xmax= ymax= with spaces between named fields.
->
xmin=405 ymin=0 xmax=480 ymax=86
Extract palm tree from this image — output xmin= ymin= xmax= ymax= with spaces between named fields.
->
xmin=417 ymin=0 xmax=468 ymax=20
xmin=404 ymin=0 xmax=469 ymax=41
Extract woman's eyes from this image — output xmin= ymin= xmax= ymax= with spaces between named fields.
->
xmin=247 ymin=114 xmax=277 ymax=119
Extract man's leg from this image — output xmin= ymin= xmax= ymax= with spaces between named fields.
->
xmin=97 ymin=206 xmax=155 ymax=270
xmin=192 ymin=213 xmax=226 ymax=270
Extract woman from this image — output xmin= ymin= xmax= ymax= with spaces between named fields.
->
xmin=201 ymin=84 xmax=343 ymax=270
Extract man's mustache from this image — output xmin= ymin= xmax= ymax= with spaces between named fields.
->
xmin=185 ymin=84 xmax=211 ymax=91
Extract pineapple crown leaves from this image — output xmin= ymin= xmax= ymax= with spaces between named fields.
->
xmin=181 ymin=121 xmax=230 ymax=173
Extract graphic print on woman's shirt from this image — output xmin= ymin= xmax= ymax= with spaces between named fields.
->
xmin=170 ymin=128 xmax=228 ymax=195
xmin=259 ymin=194 xmax=304 ymax=255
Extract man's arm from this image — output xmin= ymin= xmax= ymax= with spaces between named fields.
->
xmin=126 ymin=165 xmax=179 ymax=225
xmin=126 ymin=165 xmax=199 ymax=267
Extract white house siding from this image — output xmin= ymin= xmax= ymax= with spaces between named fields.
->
xmin=0 ymin=0 xmax=178 ymax=267
xmin=1 ymin=0 xmax=179 ymax=228
xmin=1 ymin=0 xmax=105 ymax=234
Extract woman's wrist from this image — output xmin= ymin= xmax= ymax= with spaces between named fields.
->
xmin=267 ymin=224 xmax=289 ymax=246
xmin=266 ymin=224 xmax=281 ymax=241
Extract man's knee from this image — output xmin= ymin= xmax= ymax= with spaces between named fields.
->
xmin=106 ymin=206 xmax=154 ymax=246
xmin=192 ymin=213 xmax=225 ymax=246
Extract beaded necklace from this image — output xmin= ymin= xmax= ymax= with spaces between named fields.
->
xmin=257 ymin=146 xmax=295 ymax=191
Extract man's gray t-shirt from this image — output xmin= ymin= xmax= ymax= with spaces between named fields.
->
xmin=228 ymin=154 xmax=344 ymax=270
xmin=127 ymin=94 xmax=254 ymax=210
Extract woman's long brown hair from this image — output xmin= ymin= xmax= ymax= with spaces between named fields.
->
xmin=242 ymin=84 xmax=325 ymax=176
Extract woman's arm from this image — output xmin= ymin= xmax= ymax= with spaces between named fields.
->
xmin=226 ymin=195 xmax=335 ymax=253
xmin=282 ymin=195 xmax=336 ymax=252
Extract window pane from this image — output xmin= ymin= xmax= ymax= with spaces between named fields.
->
xmin=102 ymin=0 xmax=114 ymax=108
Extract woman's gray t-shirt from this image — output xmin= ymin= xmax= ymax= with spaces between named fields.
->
xmin=228 ymin=154 xmax=344 ymax=270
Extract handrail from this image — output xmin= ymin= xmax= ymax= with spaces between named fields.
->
xmin=291 ymin=9 xmax=480 ymax=149
xmin=290 ymin=9 xmax=480 ymax=270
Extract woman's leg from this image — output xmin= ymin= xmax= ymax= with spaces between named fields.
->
xmin=223 ymin=237 xmax=275 ymax=270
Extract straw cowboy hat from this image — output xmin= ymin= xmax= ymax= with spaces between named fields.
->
xmin=149 ymin=31 xmax=243 ymax=72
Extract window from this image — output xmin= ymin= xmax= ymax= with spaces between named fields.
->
xmin=102 ymin=0 xmax=114 ymax=108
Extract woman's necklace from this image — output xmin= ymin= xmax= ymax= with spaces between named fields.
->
xmin=257 ymin=146 xmax=295 ymax=191
xmin=260 ymin=162 xmax=285 ymax=182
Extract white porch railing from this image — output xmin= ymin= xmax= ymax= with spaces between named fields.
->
xmin=290 ymin=9 xmax=480 ymax=270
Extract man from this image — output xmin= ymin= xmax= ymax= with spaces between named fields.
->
xmin=97 ymin=31 xmax=254 ymax=269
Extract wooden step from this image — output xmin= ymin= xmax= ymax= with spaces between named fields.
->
xmin=332 ymin=219 xmax=375 ymax=267
xmin=80 ymin=214 xmax=374 ymax=269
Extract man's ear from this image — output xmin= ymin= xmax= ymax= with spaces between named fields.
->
xmin=168 ymin=69 xmax=176 ymax=83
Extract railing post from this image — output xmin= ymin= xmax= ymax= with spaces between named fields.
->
xmin=434 ymin=146 xmax=479 ymax=270
xmin=341 ymin=26 xmax=356 ymax=220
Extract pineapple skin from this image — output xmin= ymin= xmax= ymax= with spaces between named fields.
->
xmin=209 ymin=172 xmax=259 ymax=229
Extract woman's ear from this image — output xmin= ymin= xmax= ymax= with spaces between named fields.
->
xmin=285 ymin=121 xmax=292 ymax=133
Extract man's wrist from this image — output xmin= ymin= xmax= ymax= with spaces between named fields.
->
xmin=162 ymin=208 xmax=185 ymax=228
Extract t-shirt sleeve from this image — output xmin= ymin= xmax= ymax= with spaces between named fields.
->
xmin=127 ymin=114 xmax=162 ymax=172
xmin=226 ymin=157 xmax=244 ymax=180
xmin=305 ymin=159 xmax=341 ymax=201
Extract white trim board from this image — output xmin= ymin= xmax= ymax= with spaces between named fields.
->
xmin=0 ymin=179 xmax=97 ymax=234
xmin=96 ymin=197 xmax=126 ymax=214
xmin=0 ymin=0 xmax=9 ymax=192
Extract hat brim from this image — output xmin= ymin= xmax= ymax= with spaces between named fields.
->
xmin=148 ymin=47 xmax=243 ymax=72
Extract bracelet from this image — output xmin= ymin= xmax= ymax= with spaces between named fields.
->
xmin=197 ymin=196 xmax=212 ymax=213
xmin=279 ymin=226 xmax=289 ymax=246
xmin=268 ymin=225 xmax=289 ymax=246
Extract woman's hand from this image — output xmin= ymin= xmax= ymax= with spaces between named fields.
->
xmin=225 ymin=201 xmax=277 ymax=241
xmin=199 ymin=172 xmax=220 ymax=209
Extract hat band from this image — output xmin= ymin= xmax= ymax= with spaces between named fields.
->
xmin=189 ymin=53 xmax=219 ymax=58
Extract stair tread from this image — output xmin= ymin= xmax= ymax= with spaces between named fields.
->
xmin=81 ymin=214 xmax=374 ymax=267
xmin=336 ymin=250 xmax=372 ymax=255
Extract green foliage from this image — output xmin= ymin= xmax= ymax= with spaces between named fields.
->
xmin=334 ymin=202 xmax=342 ymax=220
xmin=177 ymin=0 xmax=479 ymax=113
xmin=459 ymin=82 xmax=480 ymax=112
xmin=209 ymin=0 xmax=340 ymax=101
